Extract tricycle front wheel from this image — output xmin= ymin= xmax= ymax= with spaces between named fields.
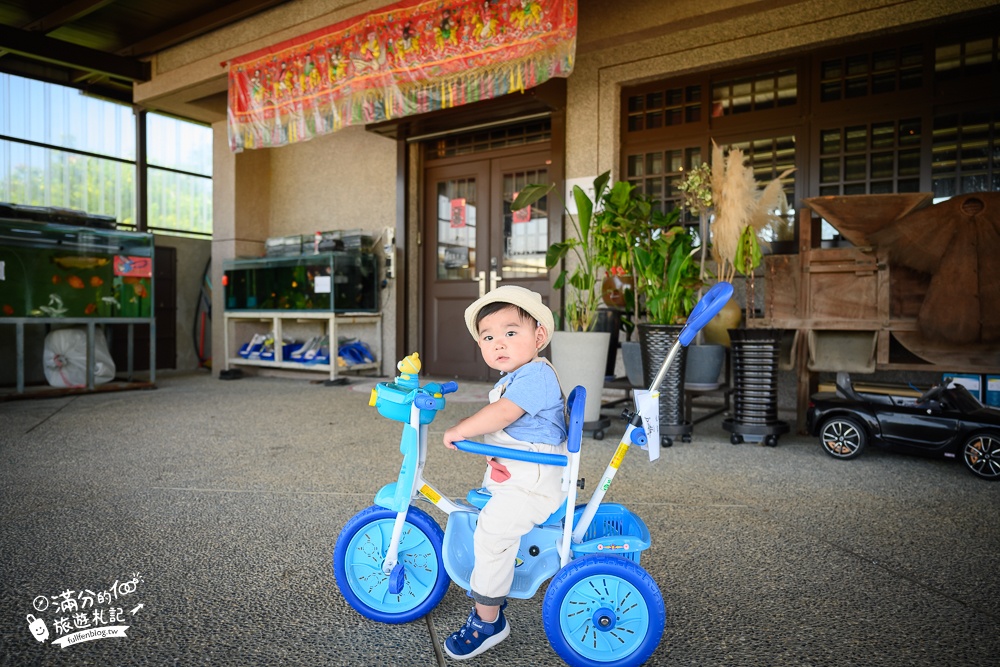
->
xmin=333 ymin=505 xmax=449 ymax=624
xmin=543 ymin=554 xmax=665 ymax=666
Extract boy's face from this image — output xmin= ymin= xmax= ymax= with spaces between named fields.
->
xmin=476 ymin=306 xmax=545 ymax=374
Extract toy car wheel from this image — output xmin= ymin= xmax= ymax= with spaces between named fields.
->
xmin=819 ymin=416 xmax=867 ymax=460
xmin=730 ymin=434 xmax=743 ymax=445
xmin=333 ymin=505 xmax=449 ymax=623
xmin=962 ymin=432 xmax=1000 ymax=481
xmin=765 ymin=435 xmax=778 ymax=447
xmin=682 ymin=434 xmax=692 ymax=443
xmin=593 ymin=429 xmax=605 ymax=440
xmin=662 ymin=437 xmax=673 ymax=448
xmin=543 ymin=554 xmax=665 ymax=667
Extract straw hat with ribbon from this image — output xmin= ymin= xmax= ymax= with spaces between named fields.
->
xmin=464 ymin=285 xmax=555 ymax=351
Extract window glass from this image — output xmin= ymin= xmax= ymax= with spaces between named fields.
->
xmin=147 ymin=113 xmax=212 ymax=176
xmin=148 ymin=168 xmax=213 ymax=236
xmin=0 ymin=74 xmax=212 ymax=237
xmin=932 ymin=110 xmax=999 ymax=202
xmin=0 ymin=139 xmax=135 ymax=225
xmin=502 ymin=168 xmax=548 ymax=279
xmin=0 ymin=74 xmax=134 ymax=160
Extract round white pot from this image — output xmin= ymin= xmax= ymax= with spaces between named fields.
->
xmin=550 ymin=330 xmax=611 ymax=423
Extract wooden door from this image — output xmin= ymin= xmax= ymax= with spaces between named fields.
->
xmin=422 ymin=150 xmax=556 ymax=379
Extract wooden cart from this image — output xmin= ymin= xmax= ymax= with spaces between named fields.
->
xmin=756 ymin=194 xmax=1000 ymax=427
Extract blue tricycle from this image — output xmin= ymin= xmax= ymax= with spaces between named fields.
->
xmin=334 ymin=282 xmax=734 ymax=666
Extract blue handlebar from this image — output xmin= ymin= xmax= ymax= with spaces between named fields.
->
xmin=440 ymin=381 xmax=458 ymax=394
xmin=413 ymin=394 xmax=437 ymax=410
xmin=679 ymin=282 xmax=734 ymax=347
xmin=453 ymin=440 xmax=568 ymax=467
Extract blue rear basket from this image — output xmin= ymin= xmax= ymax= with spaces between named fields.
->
xmin=571 ymin=503 xmax=651 ymax=564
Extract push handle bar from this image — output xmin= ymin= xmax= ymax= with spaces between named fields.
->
xmin=453 ymin=439 xmax=568 ymax=467
xmin=678 ymin=282 xmax=734 ymax=347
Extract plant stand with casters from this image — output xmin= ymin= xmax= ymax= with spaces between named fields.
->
xmin=723 ymin=328 xmax=789 ymax=446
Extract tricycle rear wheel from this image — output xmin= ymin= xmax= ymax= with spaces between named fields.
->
xmin=333 ymin=505 xmax=449 ymax=623
xmin=542 ymin=554 xmax=665 ymax=666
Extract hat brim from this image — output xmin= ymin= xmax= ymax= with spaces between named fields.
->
xmin=464 ymin=286 xmax=555 ymax=351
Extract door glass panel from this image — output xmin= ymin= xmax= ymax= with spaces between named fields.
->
xmin=502 ymin=168 xmax=549 ymax=278
xmin=436 ymin=178 xmax=477 ymax=280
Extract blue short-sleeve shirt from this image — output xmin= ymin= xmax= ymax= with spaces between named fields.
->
xmin=496 ymin=360 xmax=567 ymax=445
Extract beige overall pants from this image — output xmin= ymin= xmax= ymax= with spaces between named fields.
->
xmin=469 ymin=368 xmax=568 ymax=605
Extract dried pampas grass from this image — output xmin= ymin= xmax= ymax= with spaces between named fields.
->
xmin=709 ymin=139 xmax=794 ymax=282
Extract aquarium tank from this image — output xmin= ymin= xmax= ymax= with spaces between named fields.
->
xmin=224 ymin=252 xmax=378 ymax=312
xmin=0 ymin=215 xmax=154 ymax=319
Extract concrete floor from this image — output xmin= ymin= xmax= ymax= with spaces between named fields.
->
xmin=1 ymin=370 xmax=998 ymax=666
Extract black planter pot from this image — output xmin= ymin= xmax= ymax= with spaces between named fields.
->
xmin=722 ymin=328 xmax=789 ymax=446
xmin=638 ymin=323 xmax=690 ymax=446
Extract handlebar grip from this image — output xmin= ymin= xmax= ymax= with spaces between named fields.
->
xmin=440 ymin=381 xmax=459 ymax=394
xmin=413 ymin=394 xmax=438 ymax=410
xmin=679 ymin=282 xmax=734 ymax=347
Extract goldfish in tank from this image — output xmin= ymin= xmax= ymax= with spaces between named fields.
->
xmin=2 ymin=304 xmax=13 ymax=316
xmin=133 ymin=282 xmax=148 ymax=298
xmin=84 ymin=303 xmax=97 ymax=314
xmin=51 ymin=275 xmax=60 ymax=284
xmin=52 ymin=256 xmax=110 ymax=270
xmin=67 ymin=275 xmax=85 ymax=289
xmin=89 ymin=276 xmax=104 ymax=287
xmin=38 ymin=294 xmax=67 ymax=317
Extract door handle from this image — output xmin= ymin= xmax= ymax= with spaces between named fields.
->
xmin=476 ymin=271 xmax=487 ymax=297
xmin=489 ymin=269 xmax=503 ymax=291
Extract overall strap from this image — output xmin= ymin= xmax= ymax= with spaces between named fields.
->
xmin=535 ymin=357 xmax=569 ymax=425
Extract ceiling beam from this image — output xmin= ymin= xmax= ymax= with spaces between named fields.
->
xmin=120 ymin=0 xmax=291 ymax=56
xmin=20 ymin=0 xmax=116 ymax=33
xmin=0 ymin=23 xmax=149 ymax=82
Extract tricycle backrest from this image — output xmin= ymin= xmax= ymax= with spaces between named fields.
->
xmin=566 ymin=386 xmax=586 ymax=453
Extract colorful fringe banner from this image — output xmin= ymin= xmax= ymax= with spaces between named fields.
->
xmin=226 ymin=0 xmax=577 ymax=152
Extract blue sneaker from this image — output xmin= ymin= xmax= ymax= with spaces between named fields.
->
xmin=444 ymin=604 xmax=510 ymax=660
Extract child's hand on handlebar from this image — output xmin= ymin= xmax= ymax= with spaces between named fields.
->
xmin=443 ymin=425 xmax=465 ymax=450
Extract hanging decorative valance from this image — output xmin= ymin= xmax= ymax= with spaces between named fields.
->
xmin=226 ymin=0 xmax=577 ymax=152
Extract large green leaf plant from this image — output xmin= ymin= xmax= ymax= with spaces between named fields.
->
xmin=596 ymin=181 xmax=702 ymax=326
xmin=511 ymin=171 xmax=611 ymax=332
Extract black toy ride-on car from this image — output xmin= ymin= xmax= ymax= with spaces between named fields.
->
xmin=806 ymin=373 xmax=1000 ymax=480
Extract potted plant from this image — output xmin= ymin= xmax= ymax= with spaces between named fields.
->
xmin=708 ymin=141 xmax=794 ymax=446
xmin=512 ymin=172 xmax=613 ymax=432
xmin=633 ymin=211 xmax=701 ymax=446
xmin=594 ymin=180 xmax=702 ymax=444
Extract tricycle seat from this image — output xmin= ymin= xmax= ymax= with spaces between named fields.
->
xmin=465 ymin=487 xmax=567 ymax=526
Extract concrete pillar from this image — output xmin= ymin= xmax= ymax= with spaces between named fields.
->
xmin=211 ymin=121 xmax=271 ymax=376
